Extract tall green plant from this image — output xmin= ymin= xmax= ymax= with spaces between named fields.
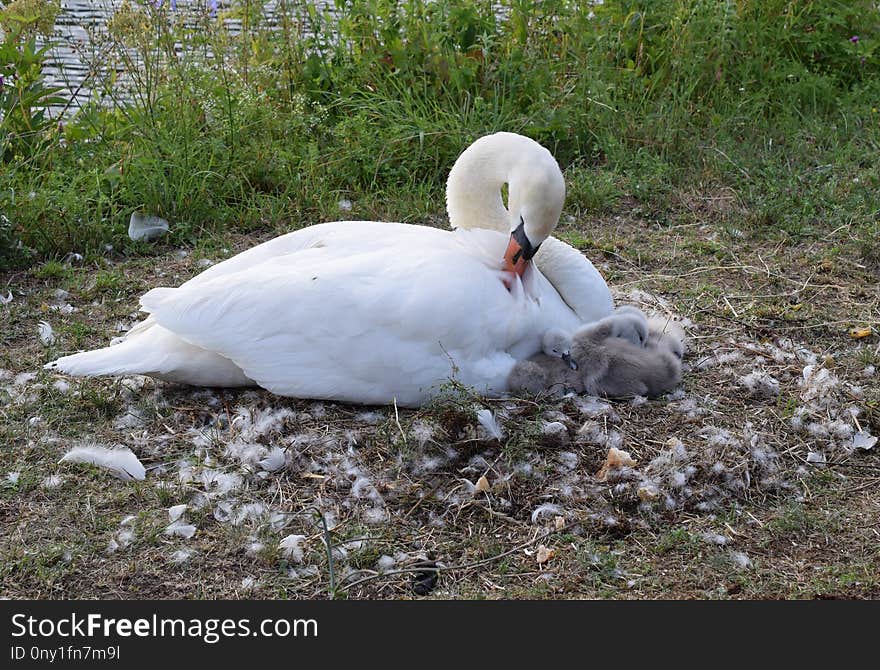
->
xmin=0 ymin=0 xmax=65 ymax=163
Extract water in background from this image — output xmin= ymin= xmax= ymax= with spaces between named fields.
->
xmin=44 ymin=0 xmax=328 ymax=112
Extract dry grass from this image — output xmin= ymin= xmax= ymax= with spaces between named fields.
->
xmin=1 ymin=199 xmax=879 ymax=600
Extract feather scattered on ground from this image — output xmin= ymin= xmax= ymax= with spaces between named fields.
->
xmin=476 ymin=408 xmax=504 ymax=440
xmin=279 ymin=534 xmax=306 ymax=563
xmin=168 ymin=504 xmax=187 ymax=522
xmin=164 ymin=520 xmax=196 ymax=538
xmin=258 ymin=447 xmax=287 ymax=472
xmin=169 ymin=549 xmax=192 ymax=564
xmin=41 ymin=474 xmax=63 ymax=489
xmin=377 ymin=555 xmax=396 ymax=572
xmin=729 ymin=551 xmax=752 ymax=569
xmin=52 ymin=379 xmax=70 ymax=394
xmin=852 ymin=431 xmax=877 ymax=451
xmin=806 ymin=451 xmax=827 ymax=465
xmin=37 ymin=321 xmax=55 ymax=346
xmin=60 ymin=445 xmax=146 ymax=481
xmin=531 ymin=503 xmax=564 ymax=524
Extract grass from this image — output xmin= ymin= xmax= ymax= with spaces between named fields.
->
xmin=1 ymin=1 xmax=879 ymax=600
xmin=1 ymin=1 xmax=879 ymax=268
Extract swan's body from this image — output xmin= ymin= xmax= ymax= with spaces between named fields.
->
xmin=47 ymin=133 xmax=614 ymax=407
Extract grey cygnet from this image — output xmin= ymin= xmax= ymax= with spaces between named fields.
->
xmin=570 ymin=314 xmax=684 ymax=398
xmin=507 ymin=307 xmax=685 ymax=399
xmin=507 ymin=328 xmax=584 ymax=397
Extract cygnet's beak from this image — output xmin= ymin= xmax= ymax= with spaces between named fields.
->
xmin=562 ymin=352 xmax=578 ymax=371
xmin=502 ymin=216 xmax=542 ymax=288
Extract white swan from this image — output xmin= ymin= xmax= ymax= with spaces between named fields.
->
xmin=46 ymin=132 xmax=614 ymax=406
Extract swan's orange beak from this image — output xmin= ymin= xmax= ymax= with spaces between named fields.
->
xmin=502 ymin=234 xmax=529 ymax=279
xmin=502 ymin=217 xmax=540 ymax=290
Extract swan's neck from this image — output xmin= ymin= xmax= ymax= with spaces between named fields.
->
xmin=444 ymin=133 xmax=614 ymax=324
xmin=446 ymin=132 xmax=563 ymax=237
xmin=446 ymin=139 xmax=514 ymax=233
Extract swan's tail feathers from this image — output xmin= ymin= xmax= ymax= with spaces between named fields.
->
xmin=45 ymin=325 xmax=254 ymax=387
xmin=45 ymin=345 xmax=137 ymax=378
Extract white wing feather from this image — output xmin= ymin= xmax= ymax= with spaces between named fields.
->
xmin=60 ymin=445 xmax=146 ymax=481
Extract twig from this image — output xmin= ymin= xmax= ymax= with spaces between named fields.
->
xmin=337 ymin=529 xmax=554 ymax=593
xmin=392 ymin=398 xmax=407 ymax=446
xmin=824 ymin=461 xmax=880 ymax=472
xmin=722 ymin=295 xmax=739 ymax=318
xmin=842 ymin=478 xmax=880 ymax=494
xmin=402 ymin=477 xmax=447 ymax=520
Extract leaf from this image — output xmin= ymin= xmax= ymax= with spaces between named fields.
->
xmin=595 ymin=447 xmax=637 ymax=482
xmin=849 ymin=326 xmax=872 ymax=339
xmin=535 ymin=545 xmax=555 ymax=565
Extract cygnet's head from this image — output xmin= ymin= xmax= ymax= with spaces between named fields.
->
xmin=646 ymin=316 xmax=686 ymax=359
xmin=610 ymin=312 xmax=649 ymax=347
xmin=568 ymin=330 xmax=593 ymax=368
xmin=664 ymin=335 xmax=685 ymax=360
xmin=541 ymin=328 xmax=572 ymax=358
xmin=541 ymin=328 xmax=579 ymax=371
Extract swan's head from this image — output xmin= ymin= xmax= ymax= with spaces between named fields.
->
xmin=445 ymin=132 xmax=565 ymax=281
xmin=501 ymin=157 xmax=566 ymax=279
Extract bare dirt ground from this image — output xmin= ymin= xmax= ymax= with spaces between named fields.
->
xmin=2 ymin=200 xmax=879 ymax=599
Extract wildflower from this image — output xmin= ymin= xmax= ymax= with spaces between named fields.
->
xmin=208 ymin=0 xmax=218 ymax=18
xmin=850 ymin=35 xmax=859 ymax=43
